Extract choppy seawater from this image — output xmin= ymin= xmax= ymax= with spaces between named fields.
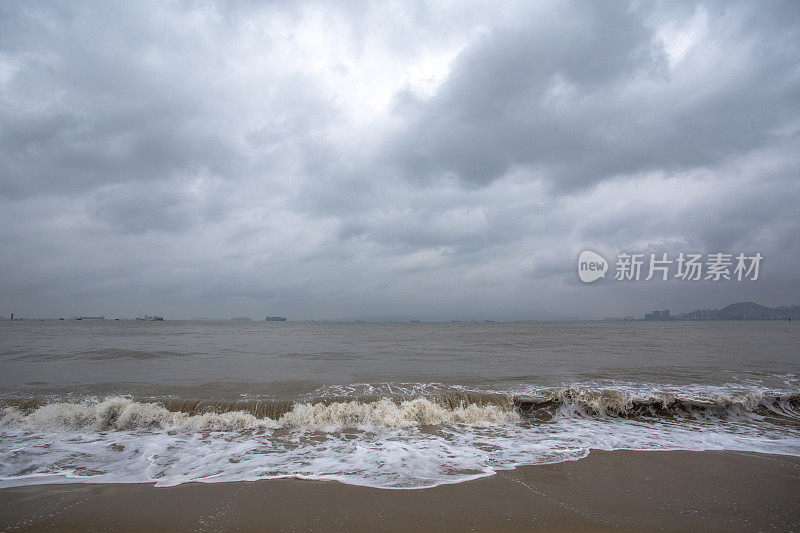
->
xmin=1 ymin=320 xmax=798 ymax=488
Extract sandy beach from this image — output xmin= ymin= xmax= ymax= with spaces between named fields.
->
xmin=1 ymin=449 xmax=798 ymax=531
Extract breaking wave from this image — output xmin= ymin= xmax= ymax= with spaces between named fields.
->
xmin=2 ymin=387 xmax=798 ymax=433
xmin=1 ymin=384 xmax=799 ymax=489
xmin=514 ymin=387 xmax=800 ymax=421
xmin=0 ymin=396 xmax=518 ymax=432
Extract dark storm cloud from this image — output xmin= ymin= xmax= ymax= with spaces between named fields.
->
xmin=0 ymin=4 xmax=243 ymax=198
xmin=382 ymin=1 xmax=800 ymax=190
xmin=1 ymin=0 xmax=799 ymax=320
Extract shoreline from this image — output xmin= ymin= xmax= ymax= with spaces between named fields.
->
xmin=1 ymin=449 xmax=799 ymax=531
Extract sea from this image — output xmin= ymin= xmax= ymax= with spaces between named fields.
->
xmin=1 ymin=320 xmax=798 ymax=489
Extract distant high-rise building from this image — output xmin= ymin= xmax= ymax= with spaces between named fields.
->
xmin=645 ymin=313 xmax=654 ymax=320
xmin=653 ymin=310 xmax=662 ymax=320
xmin=688 ymin=308 xmax=719 ymax=320
xmin=662 ymin=309 xmax=670 ymax=320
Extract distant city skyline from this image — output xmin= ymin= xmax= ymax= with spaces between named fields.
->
xmin=6 ymin=300 xmax=799 ymax=324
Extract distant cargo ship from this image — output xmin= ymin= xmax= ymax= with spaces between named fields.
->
xmin=136 ymin=314 xmax=164 ymax=321
xmin=265 ymin=316 xmax=287 ymax=321
xmin=78 ymin=316 xmax=105 ymax=320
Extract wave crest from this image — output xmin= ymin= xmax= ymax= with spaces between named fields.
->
xmin=2 ymin=387 xmax=798 ymax=433
xmin=512 ymin=388 xmax=800 ymax=420
xmin=0 ymin=396 xmax=519 ymax=432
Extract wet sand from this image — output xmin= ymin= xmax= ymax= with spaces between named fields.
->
xmin=1 ymin=449 xmax=798 ymax=531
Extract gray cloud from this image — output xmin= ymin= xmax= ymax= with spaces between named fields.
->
xmin=382 ymin=1 xmax=800 ymax=189
xmin=0 ymin=0 xmax=798 ymax=320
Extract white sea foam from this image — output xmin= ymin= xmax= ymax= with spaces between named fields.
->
xmin=1 ymin=386 xmax=799 ymax=489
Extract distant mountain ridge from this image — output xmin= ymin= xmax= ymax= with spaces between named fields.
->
xmin=718 ymin=302 xmax=800 ymax=320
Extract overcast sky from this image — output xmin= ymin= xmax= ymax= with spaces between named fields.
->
xmin=1 ymin=0 xmax=798 ymax=320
